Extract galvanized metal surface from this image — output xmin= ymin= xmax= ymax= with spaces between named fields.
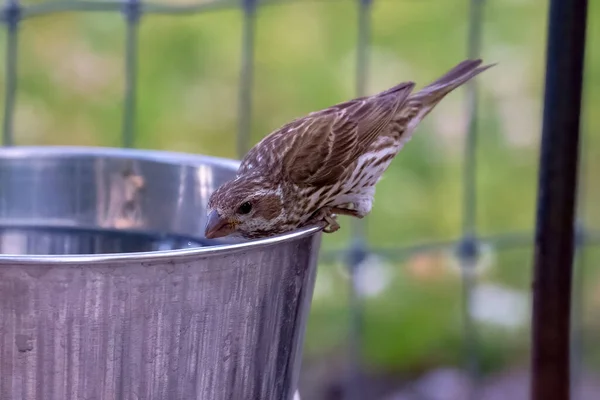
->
xmin=0 ymin=147 xmax=322 ymax=400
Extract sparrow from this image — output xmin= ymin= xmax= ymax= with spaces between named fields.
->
xmin=205 ymin=59 xmax=493 ymax=239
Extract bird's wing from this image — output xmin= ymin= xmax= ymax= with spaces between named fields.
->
xmin=238 ymin=129 xmax=286 ymax=176
xmin=239 ymin=60 xmax=491 ymax=183
xmin=253 ymin=81 xmax=414 ymax=187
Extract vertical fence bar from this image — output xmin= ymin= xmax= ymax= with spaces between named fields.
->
xmin=456 ymin=0 xmax=485 ymax=396
xmin=236 ymin=0 xmax=257 ymax=158
xmin=461 ymin=0 xmax=483 ymax=236
xmin=122 ymin=0 xmax=140 ymax=148
xmin=531 ymin=0 xmax=588 ymax=398
xmin=570 ymin=83 xmax=593 ymax=400
xmin=350 ymin=0 xmax=371 ymax=240
xmin=570 ymin=225 xmax=586 ymax=400
xmin=343 ymin=1 xmax=372 ymax=400
xmin=1 ymin=0 xmax=21 ymax=146
xmin=355 ymin=0 xmax=370 ymax=123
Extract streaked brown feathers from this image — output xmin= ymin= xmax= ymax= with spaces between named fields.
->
xmin=206 ymin=58 xmax=494 ymax=239
xmin=281 ymin=81 xmax=415 ymax=186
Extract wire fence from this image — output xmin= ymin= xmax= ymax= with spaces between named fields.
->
xmin=1 ymin=0 xmax=597 ymax=399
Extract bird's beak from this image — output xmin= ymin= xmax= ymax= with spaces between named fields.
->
xmin=204 ymin=210 xmax=235 ymax=239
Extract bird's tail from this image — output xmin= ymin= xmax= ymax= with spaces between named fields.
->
xmin=398 ymin=59 xmax=494 ymax=136
xmin=413 ymin=58 xmax=494 ymax=106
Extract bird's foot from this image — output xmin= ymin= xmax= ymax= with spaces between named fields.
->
xmin=307 ymin=203 xmax=367 ymax=234
xmin=307 ymin=207 xmax=340 ymax=233
xmin=322 ymin=213 xmax=340 ymax=233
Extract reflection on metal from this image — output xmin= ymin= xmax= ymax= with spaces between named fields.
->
xmin=0 ymin=147 xmax=321 ymax=400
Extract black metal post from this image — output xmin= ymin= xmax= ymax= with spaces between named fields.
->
xmin=531 ymin=0 xmax=588 ymax=398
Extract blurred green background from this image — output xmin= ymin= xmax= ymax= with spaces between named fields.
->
xmin=1 ymin=0 xmax=599 ymax=397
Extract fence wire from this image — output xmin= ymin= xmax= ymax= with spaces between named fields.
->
xmin=1 ymin=0 xmax=598 ymax=399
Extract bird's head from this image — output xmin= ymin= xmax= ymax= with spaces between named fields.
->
xmin=204 ymin=174 xmax=286 ymax=239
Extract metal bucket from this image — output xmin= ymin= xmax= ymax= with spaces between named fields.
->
xmin=0 ymin=147 xmax=321 ymax=400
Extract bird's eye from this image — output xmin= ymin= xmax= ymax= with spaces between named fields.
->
xmin=238 ymin=201 xmax=252 ymax=215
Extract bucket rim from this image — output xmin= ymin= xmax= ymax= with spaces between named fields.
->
xmin=0 ymin=146 xmax=322 ymax=265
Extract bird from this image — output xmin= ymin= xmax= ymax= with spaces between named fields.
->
xmin=205 ymin=59 xmax=494 ymax=240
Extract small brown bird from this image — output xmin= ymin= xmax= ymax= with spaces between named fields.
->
xmin=205 ymin=59 xmax=493 ymax=239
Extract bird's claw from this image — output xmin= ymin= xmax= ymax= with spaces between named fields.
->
xmin=307 ymin=208 xmax=340 ymax=233
xmin=322 ymin=214 xmax=340 ymax=233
